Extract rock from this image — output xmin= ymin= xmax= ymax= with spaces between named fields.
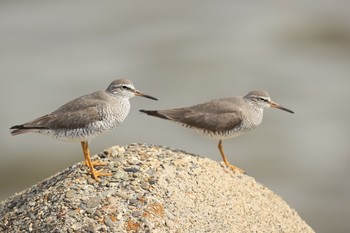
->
xmin=104 ymin=216 xmax=115 ymax=227
xmin=140 ymin=182 xmax=150 ymax=190
xmin=112 ymin=170 xmax=126 ymax=179
xmin=0 ymin=143 xmax=314 ymax=233
xmin=148 ymin=178 xmax=157 ymax=185
xmin=65 ymin=190 xmax=76 ymax=199
xmin=132 ymin=211 xmax=142 ymax=218
xmin=86 ymin=197 xmax=101 ymax=209
xmin=124 ymin=167 xmax=139 ymax=173
xmin=115 ymin=191 xmax=128 ymax=200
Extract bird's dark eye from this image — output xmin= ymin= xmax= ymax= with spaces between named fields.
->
xmin=259 ymin=98 xmax=266 ymax=101
xmin=121 ymin=85 xmax=129 ymax=90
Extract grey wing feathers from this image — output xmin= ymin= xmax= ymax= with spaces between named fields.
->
xmin=11 ymin=91 xmax=105 ymax=132
xmin=143 ymin=99 xmax=243 ymax=132
xmin=11 ymin=107 xmax=101 ymax=130
xmin=163 ymin=109 xmax=242 ymax=132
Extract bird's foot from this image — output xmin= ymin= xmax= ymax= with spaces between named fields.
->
xmin=223 ymin=162 xmax=246 ymax=174
xmin=83 ymin=160 xmax=112 ymax=181
xmin=89 ymin=168 xmax=112 ymax=182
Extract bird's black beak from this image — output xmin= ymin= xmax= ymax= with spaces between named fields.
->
xmin=269 ymin=101 xmax=294 ymax=114
xmin=133 ymin=90 xmax=158 ymax=101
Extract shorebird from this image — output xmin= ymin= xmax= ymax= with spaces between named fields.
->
xmin=140 ymin=90 xmax=293 ymax=173
xmin=10 ymin=78 xmax=157 ymax=181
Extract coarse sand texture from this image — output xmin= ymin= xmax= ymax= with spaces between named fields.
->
xmin=0 ymin=143 xmax=314 ymax=232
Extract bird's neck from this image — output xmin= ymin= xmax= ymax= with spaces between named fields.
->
xmin=244 ymin=100 xmax=264 ymax=128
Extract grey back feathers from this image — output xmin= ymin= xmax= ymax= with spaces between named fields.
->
xmin=140 ymin=96 xmax=246 ymax=134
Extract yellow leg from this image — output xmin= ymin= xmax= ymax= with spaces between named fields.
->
xmin=218 ymin=140 xmax=245 ymax=174
xmin=81 ymin=141 xmax=112 ymax=181
xmin=81 ymin=144 xmax=107 ymax=166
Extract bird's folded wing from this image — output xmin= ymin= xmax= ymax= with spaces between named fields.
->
xmin=20 ymin=107 xmax=102 ymax=130
xmin=157 ymin=108 xmax=242 ymax=132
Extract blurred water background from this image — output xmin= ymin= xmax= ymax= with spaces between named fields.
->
xmin=1 ymin=1 xmax=349 ymax=232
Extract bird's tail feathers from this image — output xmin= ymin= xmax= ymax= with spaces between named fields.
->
xmin=10 ymin=125 xmax=42 ymax=135
xmin=139 ymin=109 xmax=171 ymax=120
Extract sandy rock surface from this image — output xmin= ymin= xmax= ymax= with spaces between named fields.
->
xmin=0 ymin=143 xmax=314 ymax=232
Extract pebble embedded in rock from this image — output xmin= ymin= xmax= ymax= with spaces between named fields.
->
xmin=165 ymin=219 xmax=174 ymax=228
xmin=98 ymin=152 xmax=107 ymax=159
xmin=83 ymin=225 xmax=95 ymax=233
xmin=86 ymin=197 xmax=101 ymax=209
xmin=129 ymin=198 xmax=138 ymax=205
xmin=71 ymin=222 xmax=81 ymax=231
xmin=104 ymin=216 xmax=115 ymax=227
xmin=87 ymin=178 xmax=96 ymax=184
xmin=116 ymin=191 xmax=128 ymax=200
xmin=94 ymin=210 xmax=103 ymax=218
xmin=140 ymin=182 xmax=150 ymax=190
xmin=65 ymin=190 xmax=76 ymax=199
xmin=68 ymin=210 xmax=77 ymax=218
xmin=80 ymin=204 xmax=94 ymax=214
xmin=107 ymin=196 xmax=117 ymax=205
xmin=132 ymin=211 xmax=142 ymax=218
xmin=113 ymin=170 xmax=126 ymax=179
xmin=124 ymin=167 xmax=139 ymax=173
xmin=164 ymin=209 xmax=175 ymax=220
xmin=148 ymin=178 xmax=156 ymax=185
xmin=146 ymin=169 xmax=156 ymax=176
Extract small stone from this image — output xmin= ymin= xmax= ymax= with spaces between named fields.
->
xmin=140 ymin=182 xmax=150 ymax=190
xmin=106 ymin=182 xmax=118 ymax=188
xmin=129 ymin=198 xmax=138 ymax=205
xmin=65 ymin=190 xmax=76 ymax=199
xmin=86 ymin=197 xmax=101 ymax=209
xmin=101 ymin=179 xmax=109 ymax=187
xmin=116 ymin=191 xmax=128 ymax=199
xmin=131 ymin=185 xmax=140 ymax=192
xmin=124 ymin=167 xmax=139 ymax=173
xmin=113 ymin=170 xmax=126 ymax=179
xmin=107 ymin=146 xmax=126 ymax=157
xmin=148 ymin=178 xmax=157 ymax=185
xmin=80 ymin=204 xmax=94 ymax=214
xmin=104 ymin=216 xmax=115 ymax=227
xmin=68 ymin=210 xmax=77 ymax=218
xmin=146 ymin=169 xmax=156 ymax=176
xmin=98 ymin=152 xmax=107 ymax=158
xmin=33 ymin=220 xmax=39 ymax=230
xmin=95 ymin=210 xmax=103 ymax=218
xmin=116 ymin=212 xmax=123 ymax=220
xmin=87 ymin=178 xmax=96 ymax=184
xmin=87 ymin=208 xmax=94 ymax=215
xmin=45 ymin=216 xmax=54 ymax=224
xmin=70 ymin=203 xmax=79 ymax=210
xmin=71 ymin=223 xmax=81 ymax=231
xmin=128 ymin=157 xmax=141 ymax=165
xmin=132 ymin=211 xmax=142 ymax=218
xmin=28 ymin=201 xmax=36 ymax=207
xmin=165 ymin=219 xmax=174 ymax=228
xmin=107 ymin=196 xmax=117 ymax=205
xmin=165 ymin=209 xmax=175 ymax=220
xmin=17 ymin=205 xmax=26 ymax=214
xmin=83 ymin=225 xmax=96 ymax=233
xmin=117 ymin=147 xmax=126 ymax=154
